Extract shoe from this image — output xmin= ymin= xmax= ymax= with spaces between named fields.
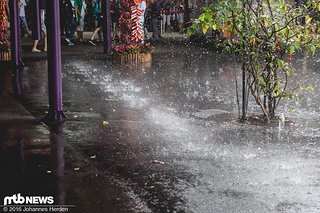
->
xmin=65 ymin=38 xmax=74 ymax=46
xmin=88 ymin=39 xmax=96 ymax=46
xmin=32 ymin=48 xmax=41 ymax=53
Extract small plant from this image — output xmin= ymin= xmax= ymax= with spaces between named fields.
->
xmin=189 ymin=0 xmax=320 ymax=123
xmin=0 ymin=40 xmax=10 ymax=51
xmin=109 ymin=43 xmax=154 ymax=57
xmin=139 ymin=43 xmax=154 ymax=53
xmin=0 ymin=0 xmax=10 ymax=52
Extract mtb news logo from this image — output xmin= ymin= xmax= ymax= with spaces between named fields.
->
xmin=3 ymin=194 xmax=54 ymax=206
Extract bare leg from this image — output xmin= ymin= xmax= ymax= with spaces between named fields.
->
xmin=76 ymin=30 xmax=80 ymax=40
xmin=32 ymin=40 xmax=41 ymax=52
xmin=97 ymin=29 xmax=102 ymax=41
xmin=26 ymin=27 xmax=32 ymax=37
xmin=144 ymin=27 xmax=148 ymax=38
xmin=179 ymin=24 xmax=183 ymax=33
xmin=80 ymin=31 xmax=84 ymax=41
xmin=43 ymin=29 xmax=47 ymax=51
xmin=22 ymin=27 xmax=31 ymax=37
xmin=90 ymin=27 xmax=101 ymax=40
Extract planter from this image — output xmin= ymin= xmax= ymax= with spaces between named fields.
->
xmin=139 ymin=52 xmax=152 ymax=63
xmin=0 ymin=51 xmax=11 ymax=61
xmin=113 ymin=52 xmax=152 ymax=65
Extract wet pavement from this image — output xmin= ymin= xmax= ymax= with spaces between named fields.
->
xmin=0 ymin=39 xmax=320 ymax=213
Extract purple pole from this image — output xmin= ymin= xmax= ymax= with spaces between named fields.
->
xmin=31 ymin=0 xmax=41 ymax=40
xmin=9 ymin=0 xmax=21 ymax=67
xmin=102 ymin=0 xmax=112 ymax=53
xmin=47 ymin=0 xmax=66 ymax=121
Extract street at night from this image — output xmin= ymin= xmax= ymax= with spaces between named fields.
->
xmin=1 ymin=0 xmax=320 ymax=212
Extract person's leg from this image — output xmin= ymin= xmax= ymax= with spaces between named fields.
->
xmin=65 ymin=17 xmax=74 ymax=45
xmin=32 ymin=40 xmax=41 ymax=52
xmin=70 ymin=18 xmax=77 ymax=40
xmin=76 ymin=30 xmax=81 ymax=40
xmin=98 ymin=30 xmax=102 ymax=41
xmin=144 ymin=26 xmax=148 ymax=39
xmin=43 ymin=29 xmax=47 ymax=51
xmin=152 ymin=18 xmax=159 ymax=40
xmin=24 ymin=17 xmax=32 ymax=36
xmin=25 ymin=27 xmax=31 ymax=37
xmin=89 ymin=27 xmax=101 ymax=45
xmin=97 ymin=25 xmax=102 ymax=42
xmin=114 ymin=22 xmax=116 ymax=35
xmin=60 ymin=15 xmax=66 ymax=35
xmin=20 ymin=16 xmax=31 ymax=37
xmin=90 ymin=28 xmax=98 ymax=40
xmin=162 ymin=14 xmax=166 ymax=34
xmin=65 ymin=17 xmax=71 ymax=39
xmin=79 ymin=18 xmax=85 ymax=41
xmin=80 ymin=30 xmax=84 ymax=41
xmin=94 ymin=20 xmax=98 ymax=30
xmin=152 ymin=18 xmax=156 ymax=39
xmin=166 ymin=14 xmax=171 ymax=32
xmin=19 ymin=17 xmax=24 ymax=37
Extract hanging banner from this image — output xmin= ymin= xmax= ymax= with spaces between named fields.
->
xmin=131 ymin=5 xmax=143 ymax=43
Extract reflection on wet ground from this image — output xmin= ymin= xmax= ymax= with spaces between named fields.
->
xmin=1 ymin=43 xmax=320 ymax=212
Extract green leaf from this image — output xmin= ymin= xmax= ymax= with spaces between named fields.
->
xmin=202 ymin=23 xmax=209 ymax=34
xmin=187 ymin=27 xmax=195 ymax=35
xmin=289 ymin=45 xmax=295 ymax=55
xmin=199 ymin=14 xmax=205 ymax=22
xmin=276 ymin=59 xmax=283 ymax=68
xmin=293 ymin=41 xmax=300 ymax=50
xmin=310 ymin=45 xmax=316 ymax=55
xmin=205 ymin=12 xmax=212 ymax=22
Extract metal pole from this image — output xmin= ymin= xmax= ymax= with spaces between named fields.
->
xmin=102 ymin=0 xmax=112 ymax=53
xmin=47 ymin=0 xmax=66 ymax=121
xmin=9 ymin=0 xmax=21 ymax=68
xmin=184 ymin=0 xmax=190 ymax=27
xmin=31 ymin=0 xmax=41 ymax=40
xmin=242 ymin=65 xmax=246 ymax=121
